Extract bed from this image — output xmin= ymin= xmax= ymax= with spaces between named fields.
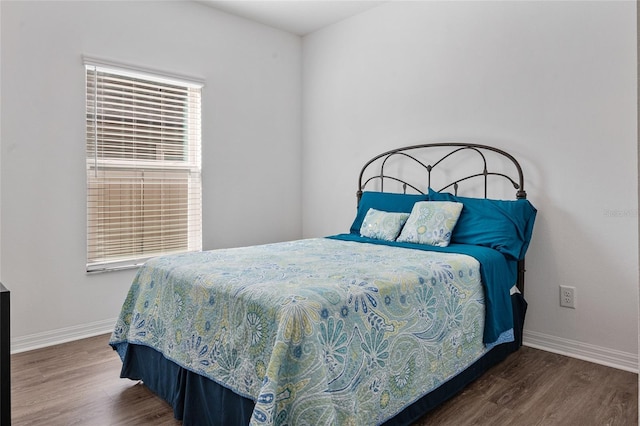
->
xmin=110 ymin=143 xmax=537 ymax=426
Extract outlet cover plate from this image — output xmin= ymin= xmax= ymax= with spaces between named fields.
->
xmin=560 ymin=285 xmax=576 ymax=309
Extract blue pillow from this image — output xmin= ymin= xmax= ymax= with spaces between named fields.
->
xmin=350 ymin=191 xmax=428 ymax=235
xmin=428 ymin=189 xmax=537 ymax=260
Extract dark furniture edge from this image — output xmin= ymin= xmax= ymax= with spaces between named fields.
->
xmin=1 ymin=282 xmax=10 ymax=426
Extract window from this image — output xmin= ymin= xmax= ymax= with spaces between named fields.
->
xmin=85 ymin=60 xmax=202 ymax=272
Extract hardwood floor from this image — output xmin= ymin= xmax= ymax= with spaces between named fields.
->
xmin=417 ymin=346 xmax=638 ymax=426
xmin=11 ymin=334 xmax=638 ymax=425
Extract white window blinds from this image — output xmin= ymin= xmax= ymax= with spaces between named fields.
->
xmin=85 ymin=61 xmax=203 ymax=272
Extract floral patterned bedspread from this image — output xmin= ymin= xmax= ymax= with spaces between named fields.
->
xmin=110 ymin=238 xmax=490 ymax=425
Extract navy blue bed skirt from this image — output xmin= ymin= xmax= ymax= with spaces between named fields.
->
xmin=119 ymin=293 xmax=527 ymax=426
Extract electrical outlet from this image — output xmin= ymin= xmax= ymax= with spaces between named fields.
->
xmin=560 ymin=285 xmax=576 ymax=309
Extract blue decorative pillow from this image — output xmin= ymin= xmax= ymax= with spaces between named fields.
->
xmin=396 ymin=201 xmax=463 ymax=247
xmin=349 ymin=191 xmax=428 ymax=235
xmin=360 ymin=208 xmax=410 ymax=241
xmin=428 ymin=188 xmax=537 ymax=260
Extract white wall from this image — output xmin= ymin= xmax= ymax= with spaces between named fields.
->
xmin=302 ymin=1 xmax=638 ymax=368
xmin=2 ymin=0 xmax=637 ymax=371
xmin=0 ymin=1 xmax=302 ymax=348
xmin=0 ymin=0 xmax=2 ymax=281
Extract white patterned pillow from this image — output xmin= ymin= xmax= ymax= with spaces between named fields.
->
xmin=360 ymin=208 xmax=410 ymax=241
xmin=396 ymin=201 xmax=463 ymax=247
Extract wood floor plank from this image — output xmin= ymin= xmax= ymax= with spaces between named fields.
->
xmin=10 ymin=335 xmax=638 ymax=425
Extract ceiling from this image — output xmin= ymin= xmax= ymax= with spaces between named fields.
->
xmin=199 ymin=1 xmax=386 ymax=36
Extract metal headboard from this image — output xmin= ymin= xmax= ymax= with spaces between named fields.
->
xmin=358 ymin=142 xmax=526 ymax=202
xmin=357 ymin=142 xmax=528 ymax=294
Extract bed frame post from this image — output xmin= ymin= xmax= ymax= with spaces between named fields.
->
xmin=517 ymin=260 xmax=525 ymax=296
xmin=516 ymin=190 xmax=527 ymax=295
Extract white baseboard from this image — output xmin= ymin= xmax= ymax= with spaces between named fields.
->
xmin=523 ymin=329 xmax=638 ymax=373
xmin=11 ymin=321 xmax=639 ymax=375
xmin=11 ymin=318 xmax=116 ymax=354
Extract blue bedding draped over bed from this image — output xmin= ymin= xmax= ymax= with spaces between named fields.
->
xmin=110 ymin=237 xmax=517 ymax=425
xmin=327 ymin=234 xmax=518 ymax=344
